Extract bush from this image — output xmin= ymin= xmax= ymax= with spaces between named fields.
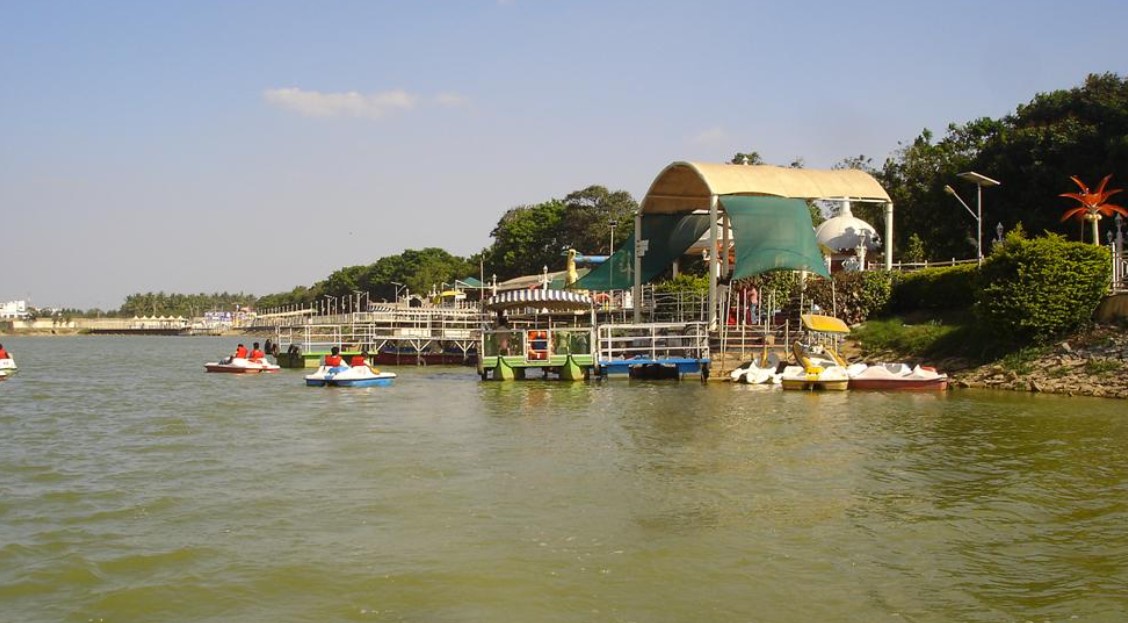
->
xmin=654 ymin=273 xmax=709 ymax=296
xmin=888 ymin=264 xmax=979 ymax=313
xmin=804 ymin=271 xmax=893 ymax=325
xmin=975 ymin=232 xmax=1110 ymax=344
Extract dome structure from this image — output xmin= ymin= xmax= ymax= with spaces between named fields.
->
xmin=816 ymin=200 xmax=881 ymax=253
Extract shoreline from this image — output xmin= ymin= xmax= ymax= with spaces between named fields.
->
xmin=5 ymin=326 xmax=1125 ymax=399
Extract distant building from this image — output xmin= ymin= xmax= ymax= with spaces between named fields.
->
xmin=0 ymin=300 xmax=29 ymax=319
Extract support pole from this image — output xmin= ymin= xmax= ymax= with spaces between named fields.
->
xmin=884 ymin=201 xmax=894 ymax=270
xmin=633 ymin=210 xmax=643 ymax=323
xmin=708 ymin=195 xmax=719 ymax=330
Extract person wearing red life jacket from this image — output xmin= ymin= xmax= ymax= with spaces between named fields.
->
xmin=234 ymin=344 xmax=248 ymax=359
xmin=324 ymin=346 xmax=343 ymax=367
xmin=349 ymin=347 xmax=372 ymax=368
xmin=0 ymin=344 xmax=10 ymax=360
xmin=248 ymin=342 xmax=265 ymax=362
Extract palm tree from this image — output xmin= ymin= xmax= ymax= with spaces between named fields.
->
xmin=1059 ymin=174 xmax=1127 ymax=244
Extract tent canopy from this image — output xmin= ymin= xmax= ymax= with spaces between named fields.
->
xmin=573 ymin=214 xmax=711 ymax=291
xmin=483 ymin=289 xmax=594 ymax=312
xmin=641 ymin=161 xmax=892 ymax=215
xmin=722 ymin=196 xmax=830 ymax=280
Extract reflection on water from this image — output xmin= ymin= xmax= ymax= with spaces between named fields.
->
xmin=0 ymin=336 xmax=1125 ymax=622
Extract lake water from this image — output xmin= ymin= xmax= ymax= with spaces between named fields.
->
xmin=1 ymin=336 xmax=1126 ymax=622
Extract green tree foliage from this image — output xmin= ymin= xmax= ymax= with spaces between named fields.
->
xmin=878 ymin=119 xmax=1003 ymax=259
xmin=654 ymin=274 xmax=709 ymax=296
xmin=119 ymin=291 xmax=257 ymax=317
xmin=879 ymin=73 xmax=1128 ymax=259
xmin=558 ymin=185 xmax=638 ymax=256
xmin=902 ymin=233 xmax=927 ymax=263
xmin=975 ymin=231 xmax=1111 ymax=344
xmin=483 ymin=199 xmax=567 ymax=281
xmin=483 ymin=185 xmax=639 ymax=281
xmin=314 ymin=248 xmax=475 ymax=304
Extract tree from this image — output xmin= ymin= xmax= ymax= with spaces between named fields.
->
xmin=483 ymin=200 xmax=567 ymax=280
xmin=482 ymin=185 xmax=639 ymax=280
xmin=558 ymin=185 xmax=638 ymax=255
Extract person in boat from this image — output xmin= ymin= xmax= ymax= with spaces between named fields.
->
xmin=0 ymin=344 xmax=10 ymax=359
xmin=248 ymin=342 xmax=266 ymax=362
xmin=221 ymin=343 xmax=248 ymax=364
xmin=349 ymin=348 xmax=369 ymax=368
xmin=324 ymin=346 xmax=344 ymax=367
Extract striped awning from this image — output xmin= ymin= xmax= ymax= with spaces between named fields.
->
xmin=483 ymin=289 xmax=594 ymax=312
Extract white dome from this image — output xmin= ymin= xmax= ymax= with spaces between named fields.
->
xmin=816 ymin=201 xmax=881 ymax=252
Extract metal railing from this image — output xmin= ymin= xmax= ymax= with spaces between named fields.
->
xmin=597 ymin=322 xmax=710 ymax=362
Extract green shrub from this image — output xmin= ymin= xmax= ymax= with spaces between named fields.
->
xmin=654 ymin=273 xmax=709 ymax=296
xmin=888 ymin=264 xmax=979 ymax=313
xmin=975 ymin=232 xmax=1110 ymax=344
xmin=805 ymin=271 xmax=893 ymax=325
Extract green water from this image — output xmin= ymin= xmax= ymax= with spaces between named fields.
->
xmin=1 ymin=336 xmax=1125 ymax=622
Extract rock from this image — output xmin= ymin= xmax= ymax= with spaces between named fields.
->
xmin=1029 ymin=380 xmax=1043 ymax=392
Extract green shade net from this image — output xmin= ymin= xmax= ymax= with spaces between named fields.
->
xmin=722 ymin=196 xmax=830 ymax=279
xmin=573 ymin=214 xmax=712 ymax=290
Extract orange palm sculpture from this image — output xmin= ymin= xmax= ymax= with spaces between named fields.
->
xmin=1059 ymin=174 xmax=1127 ymax=244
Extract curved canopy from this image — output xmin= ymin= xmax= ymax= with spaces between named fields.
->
xmin=640 ymin=161 xmax=892 ymax=214
xmin=484 ymin=289 xmax=593 ymax=312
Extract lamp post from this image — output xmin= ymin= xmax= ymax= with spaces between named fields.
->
xmin=1116 ymin=212 xmax=1124 ymax=256
xmin=944 ymin=172 xmax=1001 ymax=264
xmin=943 ymin=185 xmax=979 ymax=262
xmin=609 ymin=219 xmax=618 ymax=255
xmin=391 ymin=281 xmax=405 ymax=303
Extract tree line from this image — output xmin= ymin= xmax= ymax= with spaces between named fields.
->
xmin=79 ymin=72 xmax=1124 ymax=317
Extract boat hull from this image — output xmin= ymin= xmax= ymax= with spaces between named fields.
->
xmin=204 ymin=361 xmax=280 ymax=374
xmin=304 ymin=365 xmax=397 ymax=387
xmin=848 ymin=378 xmax=948 ymax=391
xmin=780 ymin=378 xmax=850 ymax=391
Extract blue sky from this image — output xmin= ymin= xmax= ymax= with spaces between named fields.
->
xmin=3 ymin=0 xmax=1126 ymax=310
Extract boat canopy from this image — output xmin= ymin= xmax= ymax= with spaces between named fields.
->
xmin=801 ymin=314 xmax=851 ymax=334
xmin=483 ymin=289 xmax=594 ymax=312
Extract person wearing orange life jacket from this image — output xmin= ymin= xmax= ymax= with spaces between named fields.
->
xmin=0 ymin=344 xmax=10 ymax=360
xmin=324 ymin=346 xmax=344 ymax=367
xmin=234 ymin=343 xmax=248 ymax=359
xmin=349 ymin=348 xmax=370 ymax=368
xmin=248 ymin=342 xmax=265 ymax=362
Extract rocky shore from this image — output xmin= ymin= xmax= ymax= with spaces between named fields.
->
xmin=949 ymin=325 xmax=1128 ymax=399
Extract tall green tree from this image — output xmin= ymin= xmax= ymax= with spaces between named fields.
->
xmin=880 ymin=73 xmax=1128 ymax=260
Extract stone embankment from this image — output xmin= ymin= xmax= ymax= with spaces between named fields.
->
xmin=950 ymin=325 xmax=1128 ymax=399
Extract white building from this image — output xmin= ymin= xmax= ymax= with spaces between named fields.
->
xmin=0 ymin=300 xmax=29 ymax=319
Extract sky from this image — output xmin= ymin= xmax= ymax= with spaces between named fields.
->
xmin=3 ymin=0 xmax=1126 ymax=311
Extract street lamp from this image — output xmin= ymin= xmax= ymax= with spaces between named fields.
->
xmin=943 ymin=184 xmax=979 ymax=261
xmin=609 ymin=219 xmax=618 ymax=255
xmin=1116 ymin=212 xmax=1124 ymax=256
xmin=944 ymin=171 xmax=1001 ymax=264
xmin=391 ymin=281 xmax=405 ymax=303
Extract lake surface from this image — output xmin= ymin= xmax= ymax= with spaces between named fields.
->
xmin=1 ymin=336 xmax=1126 ymax=622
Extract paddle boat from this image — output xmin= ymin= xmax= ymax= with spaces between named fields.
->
xmin=0 ymin=357 xmax=16 ymax=380
xmin=204 ymin=357 xmax=281 ymax=374
xmin=730 ymin=351 xmax=783 ymax=385
xmin=780 ymin=314 xmax=851 ymax=391
xmin=847 ymin=362 xmax=949 ymax=391
xmin=304 ymin=363 xmax=397 ymax=387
